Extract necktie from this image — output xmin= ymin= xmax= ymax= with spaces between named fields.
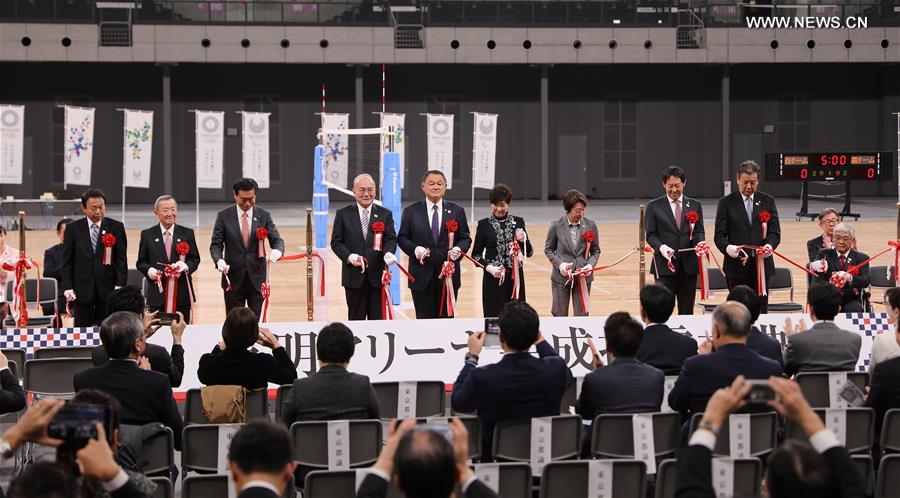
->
xmin=840 ymin=255 xmax=846 ymax=270
xmin=241 ymin=212 xmax=250 ymax=248
xmin=164 ymin=231 xmax=172 ymax=259
xmin=90 ymin=224 xmax=99 ymax=252
xmin=674 ymin=199 xmax=682 ymax=229
xmin=362 ymin=208 xmax=369 ymax=240
xmin=745 ymin=197 xmax=753 ymax=224
xmin=431 ymin=205 xmax=439 ymax=244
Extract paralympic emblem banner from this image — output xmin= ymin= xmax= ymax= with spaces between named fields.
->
xmin=472 ymin=112 xmax=497 ymax=189
xmin=242 ymin=111 xmax=270 ymax=188
xmin=321 ymin=113 xmax=349 ymax=189
xmin=195 ymin=110 xmax=224 ymax=189
xmin=427 ymin=113 xmax=454 ymax=189
xmin=380 ymin=113 xmax=405 ymax=188
xmin=0 ymin=104 xmax=24 ymax=185
xmin=122 ymin=109 xmax=153 ymax=189
xmin=64 ymin=106 xmax=95 ymax=187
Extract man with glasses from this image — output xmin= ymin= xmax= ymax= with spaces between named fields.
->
xmin=808 ymin=222 xmax=870 ymax=312
xmin=807 ymin=208 xmax=840 ymax=262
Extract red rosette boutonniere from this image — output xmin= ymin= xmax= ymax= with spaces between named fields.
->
xmin=758 ymin=210 xmax=771 ymax=239
xmin=101 ymin=233 xmax=116 ymax=265
xmin=176 ymin=241 xmax=190 ymax=262
xmin=445 ymin=219 xmax=459 ymax=248
xmin=582 ymin=230 xmax=595 ymax=259
xmin=685 ymin=210 xmax=699 ymax=241
xmin=255 ymin=227 xmax=268 ymax=258
xmin=371 ymin=221 xmax=385 ymax=251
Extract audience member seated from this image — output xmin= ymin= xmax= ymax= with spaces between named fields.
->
xmin=676 ymin=375 xmax=865 ymax=498
xmin=450 ymin=301 xmax=573 ymax=461
xmin=576 ymin=311 xmax=663 ymax=452
xmin=808 ymin=222 xmax=870 ymax=312
xmin=358 ymin=418 xmax=499 ymax=498
xmin=74 ymin=312 xmax=183 ymax=451
xmin=806 ymin=208 xmax=839 ymax=262
xmin=865 ymin=354 xmax=900 ymax=435
xmin=868 ymin=287 xmax=900 ymax=374
xmin=91 ymin=286 xmax=185 ymax=388
xmin=227 ymin=421 xmax=297 ymax=498
xmin=197 ymin=307 xmax=297 ymax=390
xmin=42 ymin=217 xmax=73 ymax=319
xmin=636 ymin=284 xmax=698 ymax=375
xmin=0 ymin=226 xmax=16 ymax=322
xmin=784 ymin=282 xmax=861 ymax=377
xmin=668 ymin=301 xmax=782 ymax=416
xmin=281 ymin=322 xmax=379 ymax=426
xmin=0 ymin=350 xmax=26 ymax=414
xmin=727 ymin=285 xmax=784 ymax=366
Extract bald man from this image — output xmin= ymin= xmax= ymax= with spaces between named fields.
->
xmin=331 ymin=174 xmax=398 ymax=320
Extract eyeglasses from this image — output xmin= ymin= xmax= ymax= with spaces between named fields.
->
xmin=820 ymin=219 xmax=839 ymax=225
xmin=833 ymin=235 xmax=852 ymax=242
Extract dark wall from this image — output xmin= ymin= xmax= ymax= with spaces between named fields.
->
xmin=2 ymin=62 xmax=897 ymax=202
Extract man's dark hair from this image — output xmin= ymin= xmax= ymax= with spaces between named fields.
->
xmin=737 ymin=160 xmax=761 ymax=177
xmin=394 ymin=429 xmax=456 ymax=498
xmin=712 ymin=301 xmax=752 ymax=339
xmin=562 ymin=189 xmax=588 ymax=212
xmin=222 ymin=307 xmax=259 ymax=350
xmin=885 ymin=287 xmax=900 ymax=311
xmin=71 ymin=389 xmax=122 ymax=443
xmin=488 ymin=184 xmax=513 ymax=205
xmin=80 ymin=189 xmax=106 ymax=207
xmin=228 ymin=420 xmax=293 ymax=475
xmin=660 ymin=165 xmax=686 ymax=184
xmin=105 ymin=286 xmax=145 ymax=316
xmin=726 ymin=285 xmax=762 ymax=324
xmin=420 ymin=170 xmax=447 ymax=184
xmin=807 ymin=282 xmax=842 ymax=320
xmin=639 ymin=284 xmax=675 ymax=324
xmin=8 ymin=462 xmax=75 ymax=498
xmin=99 ymin=311 xmax=144 ymax=359
xmin=56 ymin=218 xmax=73 ymax=233
xmin=316 ymin=322 xmax=356 ymax=364
xmin=604 ymin=311 xmax=644 ymax=357
xmin=498 ymin=301 xmax=540 ymax=352
xmin=233 ymin=177 xmax=259 ymax=195
xmin=766 ymin=440 xmax=831 ymax=498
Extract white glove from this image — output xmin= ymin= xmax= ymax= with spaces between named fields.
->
xmin=147 ymin=267 xmax=160 ymax=281
xmin=348 ymin=253 xmax=363 ymax=267
xmin=580 ymin=265 xmax=593 ymax=273
xmin=726 ymin=245 xmax=741 ymax=258
xmin=761 ymin=244 xmax=774 ymax=258
xmin=174 ymin=261 xmax=189 ymax=273
xmin=659 ymin=244 xmax=675 ymax=259
xmin=269 ymin=249 xmax=282 ymax=263
xmin=414 ymin=246 xmax=429 ymax=263
xmin=64 ymin=290 xmax=77 ymax=301
xmin=558 ymin=262 xmax=573 ymax=276
xmin=448 ymin=247 xmax=462 ymax=261
xmin=383 ymin=252 xmax=397 ymax=266
xmin=216 ymin=259 xmax=230 ymax=272
xmin=515 ymin=229 xmax=527 ymax=243
xmin=809 ymin=259 xmax=828 ymax=273
xmin=837 ymin=271 xmax=853 ymax=284
xmin=485 ymin=264 xmax=503 ymax=278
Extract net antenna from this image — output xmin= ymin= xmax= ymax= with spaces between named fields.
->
xmin=317 ymin=123 xmax=393 ymax=206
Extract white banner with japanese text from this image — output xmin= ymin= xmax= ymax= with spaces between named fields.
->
xmin=0 ymin=104 xmax=24 ymax=184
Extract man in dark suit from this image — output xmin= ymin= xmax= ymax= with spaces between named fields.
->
xmin=136 ymin=195 xmax=201 ymax=323
xmin=210 ymin=178 xmax=285 ymax=319
xmin=331 ymin=174 xmax=398 ymax=320
xmin=784 ymin=282 xmax=862 ymax=377
xmin=451 ymin=301 xmax=573 ymax=460
xmin=676 ymin=375 xmax=865 ymax=498
xmin=0 ymin=350 xmax=25 ymax=414
xmin=808 ymin=222 xmax=869 ymax=312
xmin=727 ymin=285 xmax=784 ymax=367
xmin=61 ymin=189 xmax=128 ymax=326
xmin=806 ymin=208 xmax=839 ymax=262
xmin=714 ymin=160 xmax=781 ymax=312
xmin=865 ymin=355 xmax=900 ymax=434
xmin=645 ymin=165 xmax=705 ymax=315
xmin=637 ymin=284 xmax=698 ymax=375
xmin=282 ymin=322 xmax=379 ymax=426
xmin=74 ymin=311 xmax=184 ymax=450
xmin=227 ymin=421 xmax=297 ymax=498
xmin=668 ymin=301 xmax=783 ymax=416
xmin=41 ymin=218 xmax=73 ymax=319
xmin=397 ymin=170 xmax=471 ymax=319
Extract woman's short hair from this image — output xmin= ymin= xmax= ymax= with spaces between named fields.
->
xmin=489 ymin=184 xmax=512 ymax=205
xmin=222 ymin=307 xmax=260 ymax=350
xmin=562 ymin=190 xmax=588 ymax=212
xmin=885 ymin=287 xmax=900 ymax=310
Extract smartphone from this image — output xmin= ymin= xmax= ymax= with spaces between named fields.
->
xmin=48 ymin=403 xmax=112 ymax=443
xmin=484 ymin=318 xmax=501 ymax=348
xmin=745 ymin=380 xmax=775 ymax=404
xmin=418 ymin=423 xmax=454 ymax=442
xmin=156 ymin=312 xmax=180 ymax=326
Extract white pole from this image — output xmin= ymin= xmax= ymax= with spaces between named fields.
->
xmin=119 ymin=108 xmax=127 ymax=225
xmin=894 ymin=112 xmax=900 ymax=204
xmin=470 ymin=113 xmax=476 ymax=223
xmin=192 ymin=110 xmax=200 ymax=228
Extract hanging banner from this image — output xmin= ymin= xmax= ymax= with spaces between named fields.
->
xmin=195 ymin=111 xmax=224 ymax=189
xmin=63 ymin=106 xmax=95 ymax=187
xmin=321 ymin=113 xmax=349 ymax=189
xmin=380 ymin=113 xmax=405 ymax=189
xmin=242 ymin=111 xmax=270 ymax=188
xmin=0 ymin=104 xmax=24 ymax=185
xmin=426 ymin=113 xmax=454 ymax=189
xmin=472 ymin=113 xmax=497 ymax=189
xmin=122 ymin=109 xmax=153 ymax=189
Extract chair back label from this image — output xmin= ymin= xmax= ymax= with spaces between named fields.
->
xmin=328 ymin=420 xmax=351 ymax=470
xmin=632 ymin=414 xmax=657 ymax=474
xmin=829 ymin=372 xmax=850 ymax=408
xmin=398 ymin=381 xmax=417 ymax=418
xmin=474 ymin=464 xmax=500 ymax=493
xmin=711 ymin=458 xmax=736 ymax=498
xmin=217 ymin=424 xmax=241 ymax=498
xmin=728 ymin=414 xmax=751 ymax=458
xmin=587 ymin=460 xmax=614 ymax=498
xmin=530 ymin=417 xmax=552 ymax=477
xmin=825 ymin=409 xmax=848 ymax=445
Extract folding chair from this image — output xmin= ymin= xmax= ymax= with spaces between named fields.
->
xmin=794 ymin=371 xmax=869 ymax=409
xmin=373 ymin=381 xmax=446 ymax=419
xmin=879 ymin=408 xmax=900 ymax=455
xmin=695 ymin=268 xmax=729 ymax=313
xmin=785 ymin=408 xmax=874 ymax=454
xmin=492 ymin=415 xmax=581 ymax=463
xmin=539 ymin=460 xmax=647 ymax=498
xmin=876 ymin=454 xmax=900 ymax=498
xmin=275 ymin=384 xmax=293 ymax=422
xmin=559 ymin=377 xmax=583 ymax=414
xmin=4 ymin=278 xmax=58 ymax=327
xmin=767 ymin=267 xmax=804 ymax=313
xmin=290 ymin=419 xmax=383 ymax=473
xmin=141 ymin=426 xmax=174 ymax=478
xmin=852 ymin=454 xmax=874 ymax=498
xmin=181 ymin=424 xmax=244 ymax=480
xmin=149 ymin=476 xmax=172 ymax=498
xmin=1 ymin=349 xmax=25 ymax=381
xmin=471 ymin=462 xmax=531 ymax=498
xmin=591 ymin=412 xmax=680 ymax=463
xmin=34 ymin=345 xmax=95 ymax=359
xmin=183 ymin=387 xmax=269 ymax=424
xmin=869 ymin=266 xmax=895 ymax=311
xmin=23 ymin=357 xmax=94 ymax=398
xmin=654 ymin=457 xmax=761 ymax=498
xmin=689 ymin=412 xmax=778 ymax=458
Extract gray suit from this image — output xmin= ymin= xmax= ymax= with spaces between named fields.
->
xmin=784 ymin=321 xmax=862 ymax=377
xmin=544 ymin=215 xmax=601 ymax=316
xmin=281 ymin=365 xmax=380 ymax=426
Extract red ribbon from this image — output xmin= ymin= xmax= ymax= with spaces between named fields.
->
xmin=101 ymin=234 xmax=116 ymax=265
xmin=461 ymin=252 xmax=484 ymax=269
xmin=445 ymin=220 xmax=458 ymax=250
xmin=438 ymin=261 xmax=456 ymax=317
xmin=381 ymin=269 xmax=394 ymax=320
xmin=276 ymin=252 xmax=326 ymax=296
xmin=2 ymin=254 xmax=39 ymax=329
xmin=509 ymin=241 xmax=522 ymax=301
xmin=176 ymin=241 xmax=190 ymax=261
xmin=685 ymin=211 xmax=699 ymax=241
xmin=890 ymin=241 xmax=900 ymax=285
xmin=390 ymin=260 xmax=416 ymax=283
xmin=162 ymin=264 xmax=180 ymax=313
xmin=758 ymin=210 xmax=771 ymax=240
xmin=582 ymin=231 xmax=595 ymax=259
xmin=371 ymin=222 xmax=385 ymax=251
xmin=256 ymin=228 xmax=268 ymax=259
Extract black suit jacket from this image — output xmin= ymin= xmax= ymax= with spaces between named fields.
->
xmin=209 ymin=206 xmax=285 ymax=292
xmin=42 ymin=242 xmax=65 ymax=311
xmin=746 ymin=325 xmax=784 ymax=367
xmin=0 ymin=368 xmax=25 ymax=415
xmin=281 ymin=365 xmax=379 ymax=426
xmin=397 ymin=200 xmax=472 ymax=292
xmin=136 ymin=224 xmax=201 ymax=308
xmin=198 ymin=345 xmax=297 ymax=390
xmin=61 ymin=217 xmax=128 ymax=302
xmin=865 ymin=355 xmax=900 ymax=433
xmin=713 ymin=191 xmax=781 ymax=280
xmin=471 ymin=215 xmax=534 ymax=269
xmin=330 ymin=204 xmax=397 ymax=289
xmin=645 ymin=196 xmax=705 ymax=276
xmin=73 ymin=360 xmax=183 ymax=450
xmin=356 ymin=473 xmax=499 ymax=498
xmin=636 ymin=324 xmax=699 ymax=376
xmin=576 ymin=357 xmax=664 ymax=423
xmin=807 ymin=235 xmax=831 ymax=262
xmin=237 ymin=487 xmax=280 ymax=498
xmin=91 ymin=343 xmax=184 ymax=388
xmin=811 ymin=248 xmax=870 ymax=303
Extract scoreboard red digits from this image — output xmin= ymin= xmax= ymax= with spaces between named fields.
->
xmin=765 ymin=152 xmax=891 ymax=181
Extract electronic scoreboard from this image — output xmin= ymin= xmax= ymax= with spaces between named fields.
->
xmin=765 ymin=152 xmax=892 ymax=181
